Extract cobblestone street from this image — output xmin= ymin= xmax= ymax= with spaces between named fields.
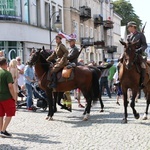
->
xmin=0 ymin=95 xmax=150 ymax=150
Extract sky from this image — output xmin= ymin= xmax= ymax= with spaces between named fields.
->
xmin=129 ymin=0 xmax=150 ymax=43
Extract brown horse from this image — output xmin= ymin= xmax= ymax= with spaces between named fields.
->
xmin=29 ymin=49 xmax=101 ymax=120
xmin=119 ymin=40 xmax=150 ymax=123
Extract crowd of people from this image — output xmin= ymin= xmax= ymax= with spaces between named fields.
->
xmin=0 ymin=20 xmax=147 ymax=138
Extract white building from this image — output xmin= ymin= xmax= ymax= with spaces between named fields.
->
xmin=0 ymin=0 xmax=63 ymax=63
xmin=145 ymin=43 xmax=150 ymax=62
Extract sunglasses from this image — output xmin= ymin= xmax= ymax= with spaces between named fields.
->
xmin=17 ymin=59 xmax=21 ymax=61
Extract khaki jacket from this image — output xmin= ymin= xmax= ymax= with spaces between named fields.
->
xmin=46 ymin=42 xmax=68 ymax=72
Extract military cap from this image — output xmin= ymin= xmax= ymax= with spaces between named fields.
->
xmin=127 ymin=21 xmax=137 ymax=27
xmin=56 ymin=34 xmax=62 ymax=39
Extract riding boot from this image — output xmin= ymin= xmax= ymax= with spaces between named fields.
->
xmin=140 ymin=68 xmax=145 ymax=89
xmin=50 ymin=72 xmax=57 ymax=88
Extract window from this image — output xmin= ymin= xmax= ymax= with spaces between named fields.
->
xmin=85 ymin=26 xmax=89 ymax=37
xmin=0 ymin=0 xmax=21 ymax=21
xmin=36 ymin=0 xmax=41 ymax=26
xmin=94 ymin=29 xmax=97 ymax=41
xmin=0 ymin=41 xmax=23 ymax=62
xmin=72 ymin=0 xmax=79 ymax=9
xmin=51 ymin=5 xmax=56 ymax=28
xmin=23 ymin=0 xmax=29 ymax=23
xmin=90 ymin=27 xmax=93 ymax=38
xmin=80 ymin=24 xmax=84 ymax=38
xmin=45 ymin=2 xmax=49 ymax=28
xmin=73 ymin=21 xmax=78 ymax=41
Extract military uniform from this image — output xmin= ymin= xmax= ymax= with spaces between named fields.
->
xmin=46 ymin=42 xmax=68 ymax=73
xmin=46 ymin=42 xmax=68 ymax=88
xmin=67 ymin=45 xmax=79 ymax=65
xmin=126 ymin=21 xmax=148 ymax=88
xmin=127 ymin=31 xmax=147 ymax=54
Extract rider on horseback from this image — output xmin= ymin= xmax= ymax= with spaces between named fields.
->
xmin=120 ymin=21 xmax=147 ymax=88
xmin=46 ymin=35 xmax=68 ymax=88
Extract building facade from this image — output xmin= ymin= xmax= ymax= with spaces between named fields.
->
xmin=0 ymin=0 xmax=122 ymax=64
xmin=0 ymin=0 xmax=63 ymax=63
xmin=64 ymin=0 xmax=103 ymax=64
xmin=63 ymin=0 xmax=122 ymax=64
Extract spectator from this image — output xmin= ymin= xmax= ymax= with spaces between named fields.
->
xmin=108 ymin=60 xmax=116 ymax=94
xmin=0 ymin=51 xmax=4 ymax=58
xmin=24 ymin=61 xmax=35 ymax=110
xmin=0 ymin=57 xmax=16 ymax=138
xmin=99 ymin=58 xmax=111 ymax=98
xmin=8 ymin=59 xmax=19 ymax=101
xmin=16 ymin=57 xmax=25 ymax=100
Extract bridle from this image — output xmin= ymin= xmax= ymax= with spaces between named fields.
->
xmin=124 ymin=44 xmax=138 ymax=70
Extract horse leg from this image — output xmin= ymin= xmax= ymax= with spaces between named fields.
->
xmin=99 ymin=93 xmax=104 ymax=112
xmin=53 ymin=92 xmax=57 ymax=113
xmin=130 ymin=91 xmax=140 ymax=119
xmin=83 ymin=98 xmax=91 ymax=121
xmin=122 ymin=91 xmax=128 ymax=123
xmin=46 ymin=89 xmax=54 ymax=120
xmin=143 ymin=93 xmax=150 ymax=120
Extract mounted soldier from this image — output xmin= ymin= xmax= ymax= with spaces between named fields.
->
xmin=46 ymin=35 xmax=69 ymax=88
xmin=120 ymin=21 xmax=147 ymax=88
xmin=67 ymin=33 xmax=79 ymax=65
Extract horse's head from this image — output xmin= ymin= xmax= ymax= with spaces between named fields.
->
xmin=120 ymin=40 xmax=139 ymax=69
xmin=28 ymin=46 xmax=52 ymax=72
xmin=28 ymin=49 xmax=42 ymax=66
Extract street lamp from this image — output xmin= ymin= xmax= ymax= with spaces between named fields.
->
xmin=49 ymin=10 xmax=62 ymax=50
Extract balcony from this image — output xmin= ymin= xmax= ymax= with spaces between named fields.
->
xmin=94 ymin=40 xmax=105 ymax=48
xmin=103 ymin=20 xmax=114 ymax=29
xmin=81 ymin=37 xmax=94 ymax=48
xmin=80 ymin=6 xmax=91 ymax=21
xmin=93 ymin=14 xmax=103 ymax=27
xmin=106 ymin=46 xmax=117 ymax=53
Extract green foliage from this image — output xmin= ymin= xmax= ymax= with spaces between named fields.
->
xmin=112 ymin=0 xmax=142 ymax=30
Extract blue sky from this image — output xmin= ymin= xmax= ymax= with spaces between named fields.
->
xmin=129 ymin=0 xmax=150 ymax=43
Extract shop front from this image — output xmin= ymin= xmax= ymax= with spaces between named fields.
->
xmin=0 ymin=41 xmax=23 ymax=62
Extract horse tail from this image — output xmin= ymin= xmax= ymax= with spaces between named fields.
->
xmin=90 ymin=68 xmax=100 ymax=101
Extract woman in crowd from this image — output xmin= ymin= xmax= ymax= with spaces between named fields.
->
xmin=8 ymin=59 xmax=19 ymax=102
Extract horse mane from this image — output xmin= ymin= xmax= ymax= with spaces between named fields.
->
xmin=39 ymin=53 xmax=50 ymax=73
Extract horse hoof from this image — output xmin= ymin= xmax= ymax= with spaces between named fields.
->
xmin=45 ymin=116 xmax=49 ymax=120
xmin=49 ymin=117 xmax=54 ymax=121
xmin=100 ymin=109 xmax=104 ymax=112
xmin=83 ymin=114 xmax=89 ymax=121
xmin=122 ymin=118 xmax=127 ymax=124
xmin=143 ymin=117 xmax=148 ymax=120
xmin=135 ymin=113 xmax=140 ymax=119
xmin=142 ymin=114 xmax=148 ymax=120
xmin=83 ymin=117 xmax=88 ymax=121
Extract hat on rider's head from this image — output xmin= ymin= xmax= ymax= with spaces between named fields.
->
xmin=56 ymin=34 xmax=62 ymax=39
xmin=127 ymin=21 xmax=137 ymax=28
xmin=68 ymin=33 xmax=77 ymax=42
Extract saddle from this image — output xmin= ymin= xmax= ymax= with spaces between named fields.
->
xmin=62 ymin=67 xmax=73 ymax=78
xmin=47 ymin=63 xmax=76 ymax=83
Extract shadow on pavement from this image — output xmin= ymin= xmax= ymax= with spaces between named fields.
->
xmin=0 ymin=144 xmax=27 ymax=150
xmin=11 ymin=133 xmax=61 ymax=144
xmin=55 ymin=111 xmax=124 ymax=128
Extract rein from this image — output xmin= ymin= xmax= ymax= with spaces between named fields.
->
xmin=124 ymin=51 xmax=139 ymax=70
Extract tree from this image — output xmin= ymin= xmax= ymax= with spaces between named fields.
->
xmin=113 ymin=0 xmax=142 ymax=30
